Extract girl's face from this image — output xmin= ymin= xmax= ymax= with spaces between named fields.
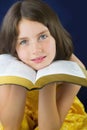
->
xmin=16 ymin=19 xmax=56 ymax=70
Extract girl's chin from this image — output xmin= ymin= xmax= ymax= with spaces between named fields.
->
xmin=33 ymin=67 xmax=44 ymax=71
xmin=33 ymin=64 xmax=51 ymax=71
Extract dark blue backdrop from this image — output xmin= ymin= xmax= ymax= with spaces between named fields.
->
xmin=0 ymin=0 xmax=87 ymax=110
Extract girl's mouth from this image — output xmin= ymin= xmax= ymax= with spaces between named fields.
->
xmin=31 ymin=56 xmax=46 ymax=63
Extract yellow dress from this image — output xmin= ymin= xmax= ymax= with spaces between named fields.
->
xmin=20 ymin=90 xmax=87 ymax=130
xmin=0 ymin=90 xmax=87 ymax=130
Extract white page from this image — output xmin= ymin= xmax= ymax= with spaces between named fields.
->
xmin=36 ymin=60 xmax=86 ymax=80
xmin=0 ymin=54 xmax=36 ymax=83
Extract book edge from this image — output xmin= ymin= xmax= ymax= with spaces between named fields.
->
xmin=35 ymin=74 xmax=87 ymax=87
xmin=0 ymin=76 xmax=34 ymax=90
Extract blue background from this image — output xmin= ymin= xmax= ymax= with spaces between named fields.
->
xmin=0 ymin=0 xmax=87 ymax=110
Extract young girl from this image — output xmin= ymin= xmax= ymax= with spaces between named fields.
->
xmin=0 ymin=0 xmax=87 ymax=130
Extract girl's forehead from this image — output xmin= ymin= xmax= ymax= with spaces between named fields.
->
xmin=18 ymin=19 xmax=50 ymax=37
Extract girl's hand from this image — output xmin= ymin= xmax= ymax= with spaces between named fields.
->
xmin=70 ymin=54 xmax=85 ymax=69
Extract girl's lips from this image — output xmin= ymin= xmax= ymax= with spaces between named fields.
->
xmin=31 ymin=56 xmax=46 ymax=63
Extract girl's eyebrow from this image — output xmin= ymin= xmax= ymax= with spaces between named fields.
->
xmin=36 ymin=29 xmax=49 ymax=36
xmin=17 ymin=37 xmax=28 ymax=41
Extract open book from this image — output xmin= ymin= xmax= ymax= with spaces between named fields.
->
xmin=0 ymin=54 xmax=87 ymax=90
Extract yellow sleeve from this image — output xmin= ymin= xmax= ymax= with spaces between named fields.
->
xmin=0 ymin=122 xmax=4 ymax=130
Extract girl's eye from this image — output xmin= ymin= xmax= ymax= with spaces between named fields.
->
xmin=20 ymin=40 xmax=28 ymax=45
xmin=39 ymin=34 xmax=48 ymax=40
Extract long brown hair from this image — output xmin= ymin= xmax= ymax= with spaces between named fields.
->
xmin=0 ymin=0 xmax=73 ymax=60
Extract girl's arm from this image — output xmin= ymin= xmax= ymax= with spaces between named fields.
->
xmin=0 ymin=85 xmax=27 ymax=130
xmin=56 ymin=54 xmax=85 ymax=124
xmin=38 ymin=83 xmax=60 ymax=130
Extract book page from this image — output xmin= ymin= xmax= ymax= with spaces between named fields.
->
xmin=0 ymin=54 xmax=36 ymax=83
xmin=36 ymin=60 xmax=86 ymax=81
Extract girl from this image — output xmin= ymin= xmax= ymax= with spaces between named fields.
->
xmin=0 ymin=0 xmax=87 ymax=130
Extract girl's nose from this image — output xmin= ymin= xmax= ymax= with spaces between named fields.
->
xmin=31 ymin=42 xmax=43 ymax=55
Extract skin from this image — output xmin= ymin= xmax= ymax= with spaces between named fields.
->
xmin=0 ymin=18 xmax=85 ymax=130
xmin=16 ymin=18 xmax=56 ymax=70
xmin=0 ymin=85 xmax=27 ymax=130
